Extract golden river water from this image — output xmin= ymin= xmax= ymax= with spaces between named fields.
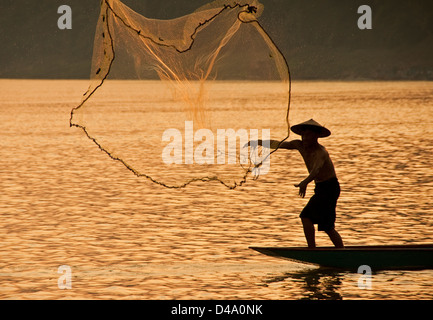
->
xmin=0 ymin=79 xmax=432 ymax=299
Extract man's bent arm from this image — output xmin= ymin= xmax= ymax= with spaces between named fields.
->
xmin=295 ymin=152 xmax=326 ymax=197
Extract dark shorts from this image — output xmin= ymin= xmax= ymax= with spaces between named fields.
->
xmin=299 ymin=177 xmax=340 ymax=232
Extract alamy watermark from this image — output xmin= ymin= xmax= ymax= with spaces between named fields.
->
xmin=357 ymin=265 xmax=372 ymax=289
xmin=58 ymin=265 xmax=72 ymax=289
xmin=161 ymin=121 xmax=271 ymax=176
xmin=57 ymin=4 xmax=372 ymax=30
xmin=57 ymin=5 xmax=72 ymax=30
xmin=358 ymin=5 xmax=372 ymax=30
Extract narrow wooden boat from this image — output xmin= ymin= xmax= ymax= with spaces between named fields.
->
xmin=249 ymin=244 xmax=433 ymax=270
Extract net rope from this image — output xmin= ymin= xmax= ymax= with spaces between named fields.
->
xmin=70 ymin=0 xmax=291 ymax=189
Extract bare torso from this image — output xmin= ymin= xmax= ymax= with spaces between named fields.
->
xmin=297 ymin=141 xmax=337 ymax=183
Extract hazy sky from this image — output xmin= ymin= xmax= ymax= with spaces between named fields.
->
xmin=1 ymin=0 xmax=432 ymax=79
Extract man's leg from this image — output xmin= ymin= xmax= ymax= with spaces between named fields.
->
xmin=325 ymin=229 xmax=344 ymax=248
xmin=301 ymin=218 xmax=316 ymax=248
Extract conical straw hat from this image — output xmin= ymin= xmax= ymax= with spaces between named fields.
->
xmin=290 ymin=119 xmax=331 ymax=138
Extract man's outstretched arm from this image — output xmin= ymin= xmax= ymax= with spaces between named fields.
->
xmin=245 ymin=139 xmax=301 ymax=150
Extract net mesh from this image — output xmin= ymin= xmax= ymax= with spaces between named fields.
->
xmin=70 ymin=0 xmax=291 ymax=188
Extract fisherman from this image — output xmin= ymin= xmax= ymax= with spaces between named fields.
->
xmin=247 ymin=119 xmax=344 ymax=248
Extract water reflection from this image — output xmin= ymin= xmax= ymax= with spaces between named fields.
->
xmin=264 ymin=268 xmax=344 ymax=300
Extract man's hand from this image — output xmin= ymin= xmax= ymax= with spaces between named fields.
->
xmin=243 ymin=140 xmax=261 ymax=148
xmin=294 ymin=180 xmax=308 ymax=198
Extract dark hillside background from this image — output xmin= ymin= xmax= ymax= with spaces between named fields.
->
xmin=1 ymin=0 xmax=432 ymax=79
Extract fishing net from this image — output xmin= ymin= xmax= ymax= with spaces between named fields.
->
xmin=70 ymin=0 xmax=291 ymax=188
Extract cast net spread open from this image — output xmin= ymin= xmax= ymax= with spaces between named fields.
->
xmin=70 ymin=0 xmax=291 ymax=188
